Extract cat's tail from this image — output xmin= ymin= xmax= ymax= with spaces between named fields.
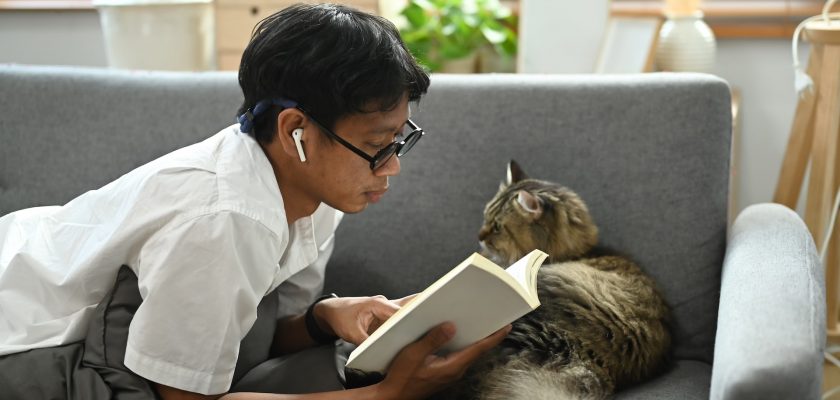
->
xmin=479 ymin=360 xmax=611 ymax=400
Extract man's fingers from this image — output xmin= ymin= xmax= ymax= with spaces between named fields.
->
xmin=471 ymin=324 xmax=511 ymax=352
xmin=367 ymin=318 xmax=384 ymax=335
xmin=414 ymin=322 xmax=456 ymax=356
xmin=437 ymin=324 xmax=511 ymax=367
xmin=354 ymin=297 xmax=403 ymax=340
xmin=371 ymin=298 xmax=401 ymax=319
xmin=362 ymin=298 xmax=400 ymax=334
xmin=363 ymin=295 xmax=414 ymax=323
xmin=349 ymin=331 xmax=369 ymax=345
xmin=393 ymin=293 xmax=418 ymax=307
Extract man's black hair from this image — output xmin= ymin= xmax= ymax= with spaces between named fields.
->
xmin=237 ymin=3 xmax=430 ymax=144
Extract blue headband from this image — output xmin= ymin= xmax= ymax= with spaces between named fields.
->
xmin=237 ymin=97 xmax=299 ymax=133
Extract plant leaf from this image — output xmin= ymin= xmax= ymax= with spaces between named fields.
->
xmin=399 ymin=0 xmax=518 ymax=63
xmin=401 ymin=3 xmax=428 ymax=27
xmin=441 ymin=42 xmax=473 ymax=59
xmin=480 ymin=25 xmax=506 ymax=44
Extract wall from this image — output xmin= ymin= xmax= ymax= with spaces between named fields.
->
xmin=714 ymin=39 xmax=807 ymax=216
xmin=0 ymin=11 xmax=807 ymax=219
xmin=0 ymin=11 xmax=107 ymax=67
xmin=518 ymin=0 xmax=610 ymax=73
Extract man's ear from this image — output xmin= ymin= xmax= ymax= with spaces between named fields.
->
xmin=276 ymin=108 xmax=308 ymax=160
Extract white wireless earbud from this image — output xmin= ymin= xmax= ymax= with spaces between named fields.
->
xmin=292 ymin=128 xmax=306 ymax=162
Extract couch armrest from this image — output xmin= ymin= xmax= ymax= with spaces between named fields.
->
xmin=710 ymin=203 xmax=825 ymax=399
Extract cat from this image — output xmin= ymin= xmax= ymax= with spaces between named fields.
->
xmin=431 ymin=160 xmax=672 ymax=400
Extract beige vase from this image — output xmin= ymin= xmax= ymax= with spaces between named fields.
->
xmin=655 ymin=12 xmax=717 ymax=73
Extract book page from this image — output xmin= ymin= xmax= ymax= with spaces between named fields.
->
xmin=505 ymin=255 xmax=531 ymax=294
xmin=505 ymin=250 xmax=548 ymax=297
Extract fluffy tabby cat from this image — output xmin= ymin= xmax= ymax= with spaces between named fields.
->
xmin=433 ymin=160 xmax=672 ymax=400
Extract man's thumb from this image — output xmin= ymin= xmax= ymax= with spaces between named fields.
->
xmin=418 ymin=322 xmax=456 ymax=354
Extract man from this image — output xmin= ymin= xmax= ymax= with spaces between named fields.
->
xmin=0 ymin=3 xmax=509 ymax=400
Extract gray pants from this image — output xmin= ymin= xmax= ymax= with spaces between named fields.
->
xmin=0 ymin=343 xmax=343 ymax=399
xmin=232 ymin=345 xmax=345 ymax=394
xmin=0 ymin=266 xmax=344 ymax=399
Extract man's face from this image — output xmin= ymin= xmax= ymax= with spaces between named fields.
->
xmin=301 ymin=96 xmax=410 ymax=214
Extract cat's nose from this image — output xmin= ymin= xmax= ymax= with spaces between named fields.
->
xmin=478 ymin=226 xmax=490 ymax=241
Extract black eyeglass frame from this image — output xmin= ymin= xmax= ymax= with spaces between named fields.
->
xmin=296 ymin=105 xmax=424 ymax=170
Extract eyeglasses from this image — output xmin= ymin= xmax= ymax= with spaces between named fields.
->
xmin=297 ymin=106 xmax=424 ymax=170
xmin=238 ymin=98 xmax=425 ymax=170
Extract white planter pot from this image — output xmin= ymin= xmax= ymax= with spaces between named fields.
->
xmin=94 ymin=0 xmax=215 ymax=71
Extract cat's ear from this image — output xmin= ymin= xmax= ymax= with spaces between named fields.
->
xmin=569 ymin=209 xmax=585 ymax=225
xmin=506 ymin=160 xmax=529 ymax=185
xmin=516 ymin=190 xmax=543 ymax=219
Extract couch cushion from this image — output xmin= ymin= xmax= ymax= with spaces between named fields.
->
xmin=616 ymin=360 xmax=711 ymax=399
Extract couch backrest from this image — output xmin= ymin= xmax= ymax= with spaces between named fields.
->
xmin=325 ymin=74 xmax=732 ymax=365
xmin=0 ymin=66 xmax=731 ymax=364
xmin=0 ymin=66 xmax=241 ymax=213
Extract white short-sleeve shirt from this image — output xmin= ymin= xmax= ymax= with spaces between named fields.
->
xmin=0 ymin=125 xmax=343 ymax=394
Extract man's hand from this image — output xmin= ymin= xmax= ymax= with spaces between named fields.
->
xmin=313 ymin=295 xmax=416 ymax=345
xmin=375 ymin=322 xmax=511 ymax=400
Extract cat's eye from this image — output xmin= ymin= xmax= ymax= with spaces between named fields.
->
xmin=492 ymin=221 xmax=501 ymax=232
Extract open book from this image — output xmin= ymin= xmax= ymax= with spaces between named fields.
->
xmin=345 ymin=249 xmax=549 ymax=374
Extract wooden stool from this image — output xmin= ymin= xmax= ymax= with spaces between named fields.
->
xmin=775 ymin=19 xmax=840 ymax=339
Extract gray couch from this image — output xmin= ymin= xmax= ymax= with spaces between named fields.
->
xmin=0 ymin=65 xmax=825 ymax=399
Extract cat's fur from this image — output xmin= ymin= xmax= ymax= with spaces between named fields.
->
xmin=433 ymin=161 xmax=671 ymax=400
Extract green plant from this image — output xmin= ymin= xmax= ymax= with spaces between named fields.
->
xmin=399 ymin=0 xmax=517 ymax=72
